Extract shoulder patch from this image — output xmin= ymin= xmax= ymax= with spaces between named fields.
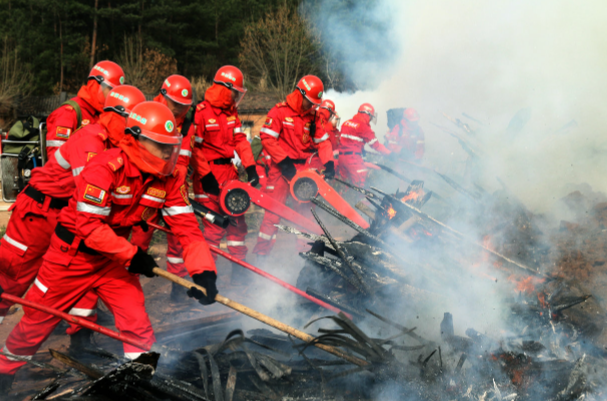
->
xmin=264 ymin=117 xmax=273 ymax=127
xmin=179 ymin=184 xmax=190 ymax=205
xmin=276 ymin=102 xmax=287 ymax=108
xmin=115 ymin=185 xmax=131 ymax=194
xmin=56 ymin=126 xmax=72 ymax=139
xmin=82 ymin=119 xmax=90 ymax=126
xmin=65 ymin=105 xmax=74 ymax=111
xmin=83 ymin=184 xmax=106 ymax=205
xmin=107 ymin=156 xmax=124 ymax=172
xmin=196 ymin=103 xmax=206 ymax=111
xmin=146 ymin=187 xmax=167 ymax=199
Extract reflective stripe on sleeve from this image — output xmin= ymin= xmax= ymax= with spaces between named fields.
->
xmin=356 ymin=169 xmax=368 ymax=173
xmin=69 ymin=308 xmax=96 ymax=317
xmin=54 ymin=148 xmax=71 ymax=170
xmin=142 ymin=194 xmax=166 ymax=204
xmin=3 ymin=234 xmax=28 ymax=252
xmin=258 ymin=232 xmax=276 ymax=241
xmin=234 ymin=127 xmax=244 ymax=134
xmin=111 ymin=193 xmax=133 ymax=199
xmin=179 ymin=149 xmax=192 ymax=157
xmin=313 ymin=133 xmax=329 ymax=143
xmin=72 ymin=166 xmax=84 ymax=176
xmin=2 ymin=345 xmax=33 ymax=361
xmin=266 ymin=186 xmax=275 ymax=190
xmin=226 ymin=240 xmax=245 ymax=247
xmin=34 ymin=278 xmax=48 ymax=294
xmin=162 ymin=205 xmax=194 ymax=216
xmin=195 ymin=136 xmax=203 ymax=143
xmin=77 ymin=202 xmax=111 ymax=216
xmin=194 ymin=194 xmax=208 ymax=199
xmin=341 ymin=134 xmax=363 ymax=142
xmin=260 ymin=127 xmax=279 ymax=138
xmin=125 ymin=352 xmax=144 ymax=360
xmin=167 ymin=257 xmax=184 ymax=264
xmin=46 ymin=140 xmax=65 ymax=148
xmin=368 ymin=138 xmax=378 ymax=145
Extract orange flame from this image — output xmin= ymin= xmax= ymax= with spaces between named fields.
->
xmin=387 ymin=206 xmax=397 ymax=219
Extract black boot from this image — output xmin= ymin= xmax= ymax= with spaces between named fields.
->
xmin=0 ymin=373 xmax=15 ymax=395
xmin=68 ymin=328 xmax=93 ymax=354
xmin=170 ymin=281 xmax=188 ymax=303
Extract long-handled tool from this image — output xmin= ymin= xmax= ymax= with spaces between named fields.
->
xmin=146 ymin=221 xmax=352 ymax=319
xmin=0 ymin=292 xmax=151 ymax=351
xmin=152 ymin=267 xmax=369 ymax=367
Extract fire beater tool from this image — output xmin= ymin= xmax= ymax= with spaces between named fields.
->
xmin=146 ymin=221 xmax=352 ymax=319
xmin=290 ymin=169 xmax=370 ymax=229
xmin=152 ymin=267 xmax=370 ymax=367
xmin=218 ymin=179 xmax=323 ymax=235
xmin=190 ymin=199 xmax=231 ymax=228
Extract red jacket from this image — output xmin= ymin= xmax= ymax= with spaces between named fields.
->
xmin=260 ymin=101 xmax=332 ymax=165
xmin=56 ymin=148 xmax=214 ymax=276
xmin=338 ymin=113 xmax=390 ymax=155
xmin=29 ymin=122 xmax=110 ymax=200
xmin=46 ymin=96 xmax=99 ymax=157
xmin=385 ymin=119 xmax=425 ymax=159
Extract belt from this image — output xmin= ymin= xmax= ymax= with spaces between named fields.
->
xmin=55 ymin=223 xmax=99 ymax=255
xmin=25 ymin=186 xmax=69 ymax=209
xmin=341 ymin=152 xmax=362 ymax=156
xmin=292 ymin=159 xmax=307 ymax=164
xmin=210 ymin=158 xmax=233 ymax=165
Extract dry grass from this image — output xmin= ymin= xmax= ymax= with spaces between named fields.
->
xmin=190 ymin=76 xmax=211 ymax=102
xmin=118 ymin=36 xmax=178 ymax=93
xmin=0 ymin=40 xmax=32 ymax=114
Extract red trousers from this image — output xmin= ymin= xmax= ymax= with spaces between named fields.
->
xmin=337 ymin=154 xmax=368 ymax=187
xmin=0 ymin=192 xmax=97 ymax=330
xmin=131 ymin=218 xmax=187 ymax=278
xmin=252 ymin=156 xmax=323 ymax=256
xmin=193 ymin=164 xmax=247 ymax=261
xmin=0 ymin=232 xmax=154 ymax=375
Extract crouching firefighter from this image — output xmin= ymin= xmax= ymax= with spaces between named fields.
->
xmin=0 ymin=85 xmax=146 ymax=351
xmin=0 ymin=101 xmax=217 ymax=393
xmin=192 ymin=65 xmax=259 ymax=286
xmin=252 ymin=75 xmax=335 ymax=258
xmin=46 ymin=60 xmax=125 ymax=157
xmin=130 ymin=74 xmax=202 ymax=301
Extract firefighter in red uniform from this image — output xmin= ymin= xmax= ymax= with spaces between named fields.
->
xmin=0 ymin=102 xmax=217 ymax=392
xmin=318 ymin=99 xmax=340 ymax=163
xmin=0 ymin=86 xmax=145 ymax=350
xmin=252 ymin=75 xmax=335 ymax=258
xmin=46 ymin=61 xmax=125 ymax=157
xmin=192 ymin=66 xmax=259 ymax=286
xmin=384 ymin=108 xmax=425 ymax=160
xmin=130 ymin=75 xmax=203 ymax=301
xmin=338 ymin=103 xmax=390 ymax=187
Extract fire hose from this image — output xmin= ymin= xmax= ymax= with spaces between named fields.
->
xmin=146 ymin=221 xmax=352 ymax=319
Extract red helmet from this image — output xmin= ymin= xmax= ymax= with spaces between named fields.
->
xmin=296 ymin=75 xmax=324 ymax=105
xmin=214 ymin=65 xmax=247 ymax=106
xmin=403 ymin=108 xmax=420 ymax=122
xmin=89 ymin=60 xmax=125 ymax=89
xmin=126 ymin=101 xmax=181 ymax=176
xmin=160 ymin=74 xmax=193 ymax=105
xmin=320 ymin=99 xmax=336 ymax=115
xmin=104 ymin=85 xmax=146 ymax=117
xmin=358 ymin=103 xmax=377 ymax=125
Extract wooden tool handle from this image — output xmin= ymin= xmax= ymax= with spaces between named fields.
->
xmin=152 ymin=268 xmax=368 ymax=367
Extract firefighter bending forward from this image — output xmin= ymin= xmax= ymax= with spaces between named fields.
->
xmin=0 ymin=102 xmax=217 ymax=392
xmin=253 ymin=75 xmax=335 ymax=258
xmin=337 ymin=103 xmax=390 ymax=187
xmin=384 ymin=108 xmax=425 ymax=160
xmin=46 ymin=61 xmax=125 ymax=157
xmin=192 ymin=66 xmax=259 ymax=286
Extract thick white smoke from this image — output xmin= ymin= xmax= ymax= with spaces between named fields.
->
xmin=318 ymin=0 xmax=607 ymax=212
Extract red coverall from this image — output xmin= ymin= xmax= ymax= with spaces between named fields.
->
xmin=252 ymin=92 xmax=332 ymax=255
xmin=192 ymin=85 xmax=255 ymax=262
xmin=46 ymin=80 xmax=105 ymax=157
xmin=337 ymin=113 xmax=390 ymax=186
xmin=0 ymin=147 xmax=215 ymax=374
xmin=0 ymin=113 xmax=122 ymax=328
xmin=129 ymin=94 xmax=198 ymax=278
xmin=384 ymin=119 xmax=425 ymax=159
xmin=255 ymin=149 xmax=271 ymax=190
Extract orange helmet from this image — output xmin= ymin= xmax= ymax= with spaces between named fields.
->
xmin=358 ymin=103 xmax=377 ymax=125
xmin=89 ymin=60 xmax=125 ymax=89
xmin=160 ymin=74 xmax=193 ymax=105
xmin=403 ymin=108 xmax=420 ymax=122
xmin=296 ymin=75 xmax=324 ymax=105
xmin=104 ymin=85 xmax=146 ymax=117
xmin=126 ymin=101 xmax=181 ymax=176
xmin=214 ymin=65 xmax=247 ymax=106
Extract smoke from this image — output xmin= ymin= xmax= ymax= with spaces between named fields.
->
xmin=312 ymin=0 xmax=607 ymax=213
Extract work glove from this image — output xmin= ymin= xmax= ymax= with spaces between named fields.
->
xmin=323 ymin=161 xmax=335 ymax=180
xmin=278 ymin=157 xmax=297 ymax=180
xmin=128 ymin=247 xmax=157 ymax=278
xmin=187 ymin=271 xmax=218 ymax=305
xmin=200 ymin=172 xmax=220 ymax=196
xmin=245 ymin=165 xmax=260 ymax=187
